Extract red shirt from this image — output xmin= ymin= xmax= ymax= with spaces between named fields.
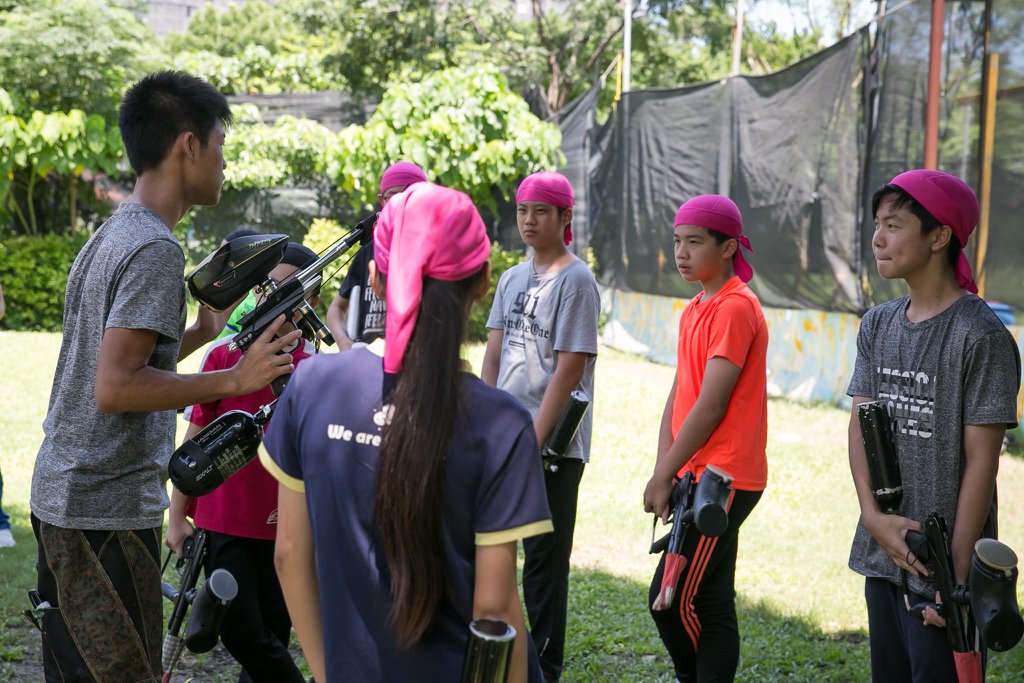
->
xmin=187 ymin=337 xmax=314 ymax=539
xmin=671 ymin=277 xmax=768 ymax=491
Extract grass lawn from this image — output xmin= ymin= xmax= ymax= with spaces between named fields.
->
xmin=1 ymin=329 xmax=1023 ymax=681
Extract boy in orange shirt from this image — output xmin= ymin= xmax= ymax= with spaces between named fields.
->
xmin=643 ymin=194 xmax=768 ymax=683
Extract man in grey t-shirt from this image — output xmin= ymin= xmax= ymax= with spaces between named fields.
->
xmin=30 ymin=72 xmax=299 ymax=682
xmin=848 ymin=170 xmax=1020 ymax=682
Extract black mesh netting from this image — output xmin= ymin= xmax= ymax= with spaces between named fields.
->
xmin=575 ymin=0 xmax=1024 ymax=315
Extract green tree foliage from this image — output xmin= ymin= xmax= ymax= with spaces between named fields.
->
xmin=286 ymin=0 xmax=450 ymax=98
xmin=0 ymin=0 xmax=162 ymax=121
xmin=172 ymin=46 xmax=343 ymax=96
xmin=165 ymin=1 xmax=303 ymax=56
xmin=222 ymin=65 xmax=563 ymax=214
xmin=332 ymin=65 xmax=563 ymax=211
xmin=0 ymin=105 xmax=123 ymax=235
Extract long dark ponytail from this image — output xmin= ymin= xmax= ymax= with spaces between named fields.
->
xmin=374 ymin=266 xmax=486 ymax=648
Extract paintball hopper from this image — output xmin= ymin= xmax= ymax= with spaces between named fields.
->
xmin=970 ymin=539 xmax=1024 ymax=652
xmin=187 ymin=234 xmax=288 ymax=311
xmin=692 ymin=464 xmax=733 ymax=538
xmin=184 ymin=568 xmax=238 ymax=654
xmin=461 ymin=619 xmax=516 ymax=683
xmin=857 ymin=400 xmax=903 ymax=514
xmin=169 ymin=409 xmax=268 ymax=497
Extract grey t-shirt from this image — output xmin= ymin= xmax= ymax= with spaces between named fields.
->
xmin=486 ymin=258 xmax=600 ymax=462
xmin=32 ymin=203 xmax=187 ymax=530
xmin=847 ymin=294 xmax=1020 ymax=594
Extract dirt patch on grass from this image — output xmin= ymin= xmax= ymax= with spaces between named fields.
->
xmin=0 ymin=621 xmax=306 ymax=682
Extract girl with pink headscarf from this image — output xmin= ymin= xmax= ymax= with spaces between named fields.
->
xmin=263 ymin=183 xmax=552 ymax=683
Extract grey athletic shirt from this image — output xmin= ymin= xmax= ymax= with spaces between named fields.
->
xmin=486 ymin=257 xmax=599 ymax=462
xmin=32 ymin=203 xmax=187 ymax=530
xmin=847 ymin=294 xmax=1020 ymax=595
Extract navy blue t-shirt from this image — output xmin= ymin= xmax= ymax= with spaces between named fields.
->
xmin=261 ymin=346 xmax=552 ymax=681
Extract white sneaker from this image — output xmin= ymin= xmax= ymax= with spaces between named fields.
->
xmin=0 ymin=528 xmax=15 ymax=547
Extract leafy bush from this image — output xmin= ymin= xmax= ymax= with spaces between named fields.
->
xmin=331 ymin=64 xmax=563 ymax=212
xmin=0 ymin=107 xmax=123 ymax=235
xmin=172 ymin=47 xmax=343 ymax=96
xmin=468 ymin=241 xmax=524 ymax=342
xmin=0 ymin=232 xmax=87 ymax=331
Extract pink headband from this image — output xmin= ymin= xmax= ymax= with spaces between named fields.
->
xmin=674 ymin=194 xmax=754 ymax=282
xmin=516 ymin=171 xmax=575 ymax=245
xmin=374 ymin=183 xmax=491 ymax=374
xmin=888 ymin=169 xmax=979 ymax=294
xmin=380 ymin=161 xmax=427 ymax=194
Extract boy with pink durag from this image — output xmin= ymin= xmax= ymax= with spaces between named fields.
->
xmin=848 ymin=169 xmax=1019 ymax=681
xmin=482 ymin=170 xmax=600 ymax=680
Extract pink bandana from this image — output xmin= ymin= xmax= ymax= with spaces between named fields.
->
xmin=380 ymin=161 xmax=427 ymax=194
xmin=674 ymin=194 xmax=754 ymax=282
xmin=516 ymin=171 xmax=575 ymax=245
xmin=888 ymin=169 xmax=979 ymax=294
xmin=374 ymin=183 xmax=491 ymax=374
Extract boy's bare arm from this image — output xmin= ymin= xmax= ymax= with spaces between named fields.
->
xmin=533 ymin=350 xmax=588 ymax=445
xmin=480 ymin=329 xmax=504 ymax=387
xmin=848 ymin=396 xmax=924 ymax=576
xmin=94 ymin=316 xmax=300 ymax=413
xmin=179 ymin=305 xmax=232 ymax=360
xmin=643 ymin=357 xmax=739 ymax=522
xmin=951 ymin=423 xmax=1003 ymax=582
xmin=655 ymin=377 xmax=678 ymax=465
xmin=325 ymin=294 xmax=354 ymax=350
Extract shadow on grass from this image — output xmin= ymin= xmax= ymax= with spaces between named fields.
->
xmin=563 ymin=566 xmax=870 ymax=682
xmin=564 ymin=567 xmax=1024 ymax=682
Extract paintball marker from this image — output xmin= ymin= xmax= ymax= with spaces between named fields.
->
xmin=169 ymin=215 xmax=374 ymax=497
xmin=159 ymin=529 xmax=239 ymax=682
xmin=188 ymin=213 xmax=375 ymax=357
xmin=541 ymin=390 xmax=590 ymax=473
xmin=905 ymin=515 xmax=1024 ymax=653
xmin=649 ymin=464 xmax=734 ymax=555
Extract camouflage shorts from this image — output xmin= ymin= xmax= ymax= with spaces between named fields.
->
xmin=29 ymin=515 xmax=162 ymax=683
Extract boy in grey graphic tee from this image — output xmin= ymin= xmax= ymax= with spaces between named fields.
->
xmin=847 ymin=170 xmax=1020 ymax=681
xmin=482 ymin=171 xmax=599 ymax=681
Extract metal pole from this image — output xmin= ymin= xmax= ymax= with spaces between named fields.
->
xmin=923 ymin=0 xmax=944 ymax=169
xmin=731 ymin=0 xmax=746 ymax=77
xmin=975 ymin=53 xmax=998 ymax=298
xmin=622 ymin=0 xmax=632 ymax=93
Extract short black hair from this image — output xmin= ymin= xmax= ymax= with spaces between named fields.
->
xmin=707 ymin=228 xmax=732 ymax=245
xmin=872 ymin=183 xmax=960 ymax=267
xmin=118 ymin=71 xmax=231 ymax=175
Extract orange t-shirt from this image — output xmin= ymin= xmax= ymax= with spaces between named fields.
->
xmin=671 ymin=276 xmax=768 ymax=491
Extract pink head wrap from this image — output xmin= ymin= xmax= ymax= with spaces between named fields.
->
xmin=674 ymin=194 xmax=755 ymax=282
xmin=516 ymin=171 xmax=575 ymax=245
xmin=888 ymin=169 xmax=979 ymax=294
xmin=379 ymin=161 xmax=427 ymax=195
xmin=374 ymin=183 xmax=491 ymax=374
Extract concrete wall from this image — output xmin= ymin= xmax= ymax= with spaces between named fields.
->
xmin=601 ymin=287 xmax=1024 ymax=437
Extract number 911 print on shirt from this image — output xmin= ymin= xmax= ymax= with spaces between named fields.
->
xmin=506 ymin=291 xmax=552 ymax=346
